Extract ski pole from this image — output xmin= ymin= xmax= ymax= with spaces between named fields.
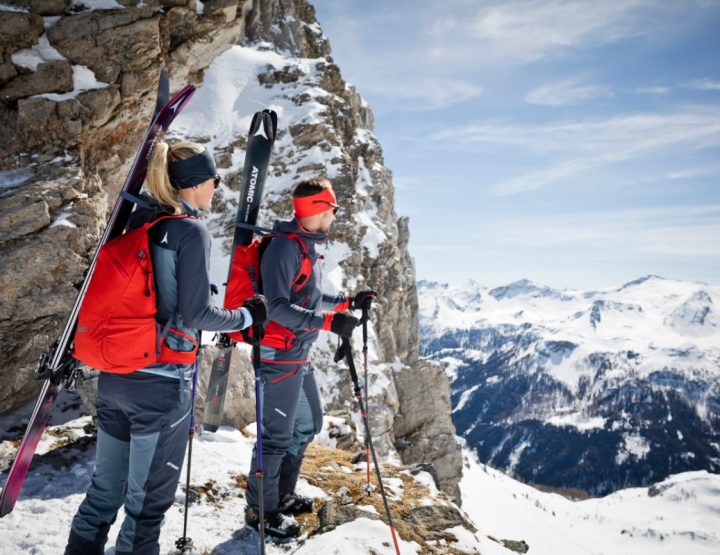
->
xmin=248 ymin=324 xmax=266 ymax=555
xmin=361 ymin=297 xmax=373 ymax=495
xmin=175 ymin=356 xmax=199 ymax=554
xmin=335 ymin=338 xmax=401 ymax=555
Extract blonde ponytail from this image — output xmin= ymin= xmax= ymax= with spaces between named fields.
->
xmin=145 ymin=141 xmax=206 ymax=215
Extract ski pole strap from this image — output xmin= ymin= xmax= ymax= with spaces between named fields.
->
xmin=333 ymin=337 xmax=348 ymax=363
xmin=120 ymin=190 xmax=154 ymax=210
xmin=338 ymin=338 xmax=361 ymax=388
xmin=240 ymin=325 xmax=265 ymax=370
xmin=252 ymin=326 xmax=263 ymax=371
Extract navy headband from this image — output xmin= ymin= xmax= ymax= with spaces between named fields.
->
xmin=167 ymin=149 xmax=219 ymax=190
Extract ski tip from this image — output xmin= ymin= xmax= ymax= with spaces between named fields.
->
xmin=266 ymin=110 xmax=278 ymax=138
xmin=248 ymin=112 xmax=262 ymax=135
xmin=0 ymin=496 xmax=15 ymax=518
xmin=248 ymin=110 xmax=278 ymax=144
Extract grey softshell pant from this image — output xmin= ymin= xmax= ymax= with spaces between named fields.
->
xmin=65 ymin=372 xmax=191 ymax=555
xmin=246 ymin=344 xmax=323 ymax=513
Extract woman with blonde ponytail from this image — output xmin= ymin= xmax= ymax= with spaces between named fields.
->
xmin=65 ymin=140 xmax=268 ymax=555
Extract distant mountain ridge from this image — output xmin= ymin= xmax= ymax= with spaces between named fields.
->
xmin=418 ymin=275 xmax=720 ymax=495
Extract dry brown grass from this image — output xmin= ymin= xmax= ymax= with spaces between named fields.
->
xmin=296 ymin=442 xmax=477 ymax=554
xmin=182 ymin=439 xmax=478 ymax=553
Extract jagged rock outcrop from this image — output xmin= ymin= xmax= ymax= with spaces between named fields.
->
xmin=0 ymin=166 xmax=107 ymax=409
xmin=0 ymin=0 xmax=246 ymax=413
xmin=0 ymin=0 xmax=463 ymax=501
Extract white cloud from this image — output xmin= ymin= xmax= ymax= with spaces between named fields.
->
xmin=366 ymin=78 xmax=483 ymax=111
xmin=525 ymin=79 xmax=614 ymax=106
xmin=476 ymin=205 xmax=720 ymax=257
xmin=637 ymin=85 xmax=671 ymax=95
xmin=429 ymin=107 xmax=720 ymax=194
xmin=315 ymin=0 xmax=718 ymax=111
xmin=685 ymin=78 xmax=720 ymax=91
xmin=666 ymin=166 xmax=720 ymax=180
xmin=637 ymin=78 xmax=720 ymax=95
xmin=467 ymin=0 xmax=657 ymax=64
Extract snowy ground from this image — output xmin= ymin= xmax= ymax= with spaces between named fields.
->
xmin=2 ymin=404 xmax=720 ymax=554
xmin=0 ymin=410 xmax=423 ymax=555
xmin=460 ymin=446 xmax=720 ymax=555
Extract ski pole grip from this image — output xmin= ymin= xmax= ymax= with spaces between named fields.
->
xmin=361 ymin=302 xmax=370 ymax=343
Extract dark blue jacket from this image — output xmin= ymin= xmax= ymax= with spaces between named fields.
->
xmin=125 ymin=195 xmax=251 ymax=377
xmin=261 ymin=218 xmax=345 ymax=349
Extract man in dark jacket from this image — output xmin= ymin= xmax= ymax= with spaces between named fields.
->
xmin=244 ymin=177 xmax=374 ymax=538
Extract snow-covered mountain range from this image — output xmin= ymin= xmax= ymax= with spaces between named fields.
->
xmin=418 ymin=276 xmax=720 ymax=495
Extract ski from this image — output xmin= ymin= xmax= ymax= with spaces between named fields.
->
xmin=202 ymin=339 xmax=232 ymax=433
xmin=0 ymin=73 xmax=194 ymax=518
xmin=202 ymin=109 xmax=278 ymax=433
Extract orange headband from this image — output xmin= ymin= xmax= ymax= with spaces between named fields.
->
xmin=293 ymin=188 xmax=338 ymax=218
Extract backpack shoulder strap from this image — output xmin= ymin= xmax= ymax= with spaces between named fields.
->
xmin=144 ymin=214 xmax=195 ymax=229
xmin=257 ymin=232 xmax=312 ymax=293
xmin=284 ymin=234 xmax=312 ymax=291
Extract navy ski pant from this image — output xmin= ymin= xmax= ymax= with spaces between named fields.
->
xmin=246 ymin=346 xmax=323 ymax=513
xmin=65 ymin=372 xmax=191 ymax=555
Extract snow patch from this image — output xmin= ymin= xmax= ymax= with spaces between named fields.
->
xmin=0 ymin=2 xmax=28 ymax=11
xmin=11 ymin=35 xmax=65 ymax=71
xmin=616 ymin=433 xmax=651 ymax=464
xmin=49 ymin=209 xmax=77 ymax=229
xmin=454 ymin=384 xmax=481 ymax=412
xmin=69 ymin=0 xmax=124 ymax=11
xmin=354 ymin=210 xmax=387 ymax=258
xmin=36 ymin=65 xmax=110 ymax=101
xmin=548 ymin=413 xmax=607 ymax=431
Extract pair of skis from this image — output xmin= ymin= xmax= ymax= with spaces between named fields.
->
xmin=201 ymin=110 xmax=278 ymax=433
xmin=0 ymin=71 xmax=195 ymax=517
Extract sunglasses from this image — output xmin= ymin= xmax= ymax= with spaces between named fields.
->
xmin=214 ymin=176 xmax=221 ymax=189
xmin=313 ymin=200 xmax=339 ymax=214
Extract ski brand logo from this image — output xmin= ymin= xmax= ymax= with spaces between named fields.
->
xmin=169 ymin=97 xmax=184 ymax=113
xmin=161 ymin=232 xmax=169 ymax=244
xmin=254 ymin=124 xmax=268 ymax=140
xmin=246 ymin=166 xmax=260 ymax=204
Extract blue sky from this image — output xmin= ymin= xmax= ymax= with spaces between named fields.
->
xmin=312 ymin=0 xmax=720 ymax=290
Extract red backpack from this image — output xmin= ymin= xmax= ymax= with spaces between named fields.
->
xmin=73 ymin=215 xmax=199 ymax=373
xmin=224 ymin=233 xmax=312 ymax=350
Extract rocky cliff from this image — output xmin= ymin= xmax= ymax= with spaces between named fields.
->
xmin=0 ymin=0 xmax=461 ymax=500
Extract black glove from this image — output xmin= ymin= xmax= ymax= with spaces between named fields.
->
xmin=329 ymin=312 xmax=360 ymax=338
xmin=350 ymin=290 xmax=377 ymax=310
xmin=242 ymin=295 xmax=268 ymax=325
